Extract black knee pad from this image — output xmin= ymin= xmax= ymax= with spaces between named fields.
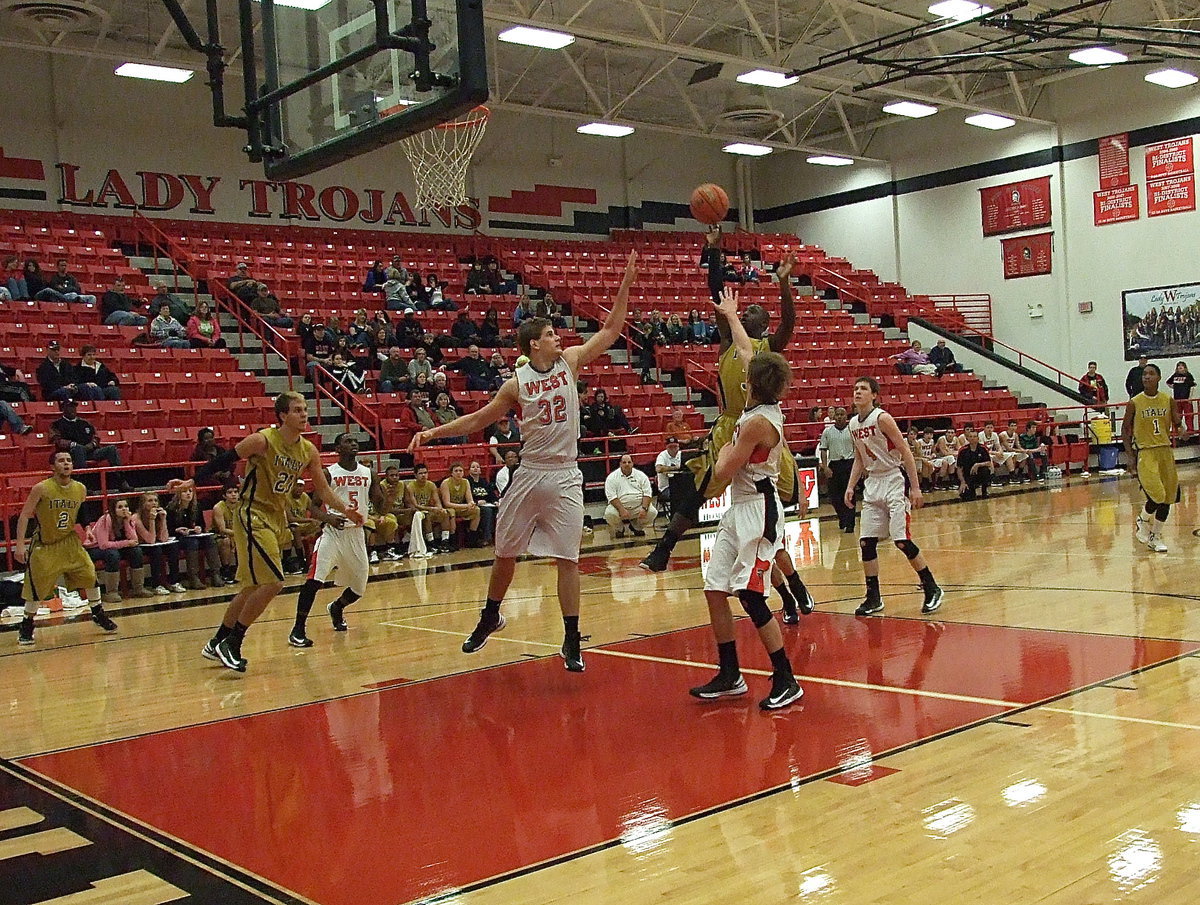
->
xmin=895 ymin=539 xmax=920 ymax=559
xmin=859 ymin=537 xmax=879 ymax=562
xmin=737 ymin=590 xmax=773 ymax=628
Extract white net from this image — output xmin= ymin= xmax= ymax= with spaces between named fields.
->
xmin=399 ymin=107 xmax=489 ymax=210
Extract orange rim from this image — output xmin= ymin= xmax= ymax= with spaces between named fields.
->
xmin=433 ymin=105 xmax=490 ymax=130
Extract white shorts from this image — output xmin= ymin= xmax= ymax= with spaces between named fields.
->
xmin=308 ymin=526 xmax=369 ymax=595
xmin=494 ymin=466 xmax=584 ymax=562
xmin=703 ymin=494 xmax=784 ymax=596
xmin=860 ymin=471 xmax=911 ymax=542
xmin=933 ymin=455 xmax=957 ymax=469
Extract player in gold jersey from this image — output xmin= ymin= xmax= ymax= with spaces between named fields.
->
xmin=14 ymin=450 xmax=118 ymax=645
xmin=194 ymin=392 xmax=363 ymax=672
xmin=1122 ymin=362 xmax=1185 ymax=553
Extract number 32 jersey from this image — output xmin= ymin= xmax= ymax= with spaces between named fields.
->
xmin=515 ymin=355 xmax=580 ymax=469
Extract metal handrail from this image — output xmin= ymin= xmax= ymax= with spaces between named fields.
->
xmin=310 ymin=363 xmax=383 ymax=448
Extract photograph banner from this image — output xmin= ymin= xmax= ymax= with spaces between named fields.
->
xmin=1122 ymin=280 xmax=1200 ymax=359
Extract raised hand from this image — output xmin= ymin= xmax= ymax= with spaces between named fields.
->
xmin=714 ymin=286 xmax=740 ymax=320
xmin=622 ymin=250 xmax=638 ymax=286
xmin=778 ymin=251 xmax=797 ymax=282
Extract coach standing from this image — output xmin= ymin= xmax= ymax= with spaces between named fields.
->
xmin=818 ymin=406 xmax=856 ymax=533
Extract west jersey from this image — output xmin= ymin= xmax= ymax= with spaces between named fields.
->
xmin=515 ymin=355 xmax=580 ymax=469
xmin=717 ymin=337 xmax=771 ymax=417
xmin=326 ymin=462 xmax=372 ymax=529
xmin=849 ymin=407 xmax=903 ymax=477
xmin=33 ymin=478 xmax=86 ymax=545
xmin=730 ymin=403 xmax=786 ymax=501
xmin=240 ymin=427 xmax=317 ymax=534
xmin=1130 ymin=390 xmax=1174 ymax=449
xmin=917 ymin=437 xmax=935 ymax=459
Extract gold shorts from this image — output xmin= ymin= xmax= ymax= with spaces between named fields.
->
xmin=1137 ymin=445 xmax=1179 ymax=505
xmin=686 ymin=415 xmax=799 ymax=505
xmin=233 ymin=512 xmax=286 ymax=586
xmin=24 ymin=537 xmax=96 ymax=602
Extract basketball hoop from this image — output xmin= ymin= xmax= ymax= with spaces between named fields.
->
xmin=399 ymin=106 xmax=490 ymax=210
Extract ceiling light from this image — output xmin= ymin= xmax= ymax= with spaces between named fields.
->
xmin=115 ymin=63 xmax=195 ymax=83
xmin=577 ymin=122 xmax=634 ymax=137
xmin=965 ymin=112 xmax=1015 ymax=130
xmin=883 ymin=101 xmax=938 ymax=118
xmin=807 ymin=155 xmax=854 ymax=166
xmin=736 ymin=69 xmax=799 ymax=88
xmin=1145 ymin=68 xmax=1198 ymax=88
xmin=1069 ymin=47 xmax=1127 ymax=66
xmin=498 ymin=25 xmax=575 ymax=49
xmin=252 ymin=0 xmax=333 ymax=8
xmin=928 ymin=1 xmax=992 ymax=21
xmin=722 ymin=142 xmax=773 ymax=156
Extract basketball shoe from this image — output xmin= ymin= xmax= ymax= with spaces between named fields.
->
xmin=1135 ymin=515 xmax=1151 ymax=544
xmin=287 ymin=630 xmax=314 ymax=648
xmin=1146 ymin=532 xmax=1168 ymax=553
xmin=855 ymin=597 xmax=884 ymax=616
xmin=921 ymin=586 xmax=944 ymax=614
xmin=760 ymin=675 xmax=803 ymax=711
xmin=328 ymin=601 xmax=348 ymax=632
xmin=689 ymin=673 xmax=748 ymax=699
xmin=462 ymin=611 xmax=505 ymax=653
xmin=561 ymin=631 xmax=585 ymax=672
xmin=90 ymin=606 xmax=118 ymax=632
xmin=17 ymin=617 xmax=34 ymax=646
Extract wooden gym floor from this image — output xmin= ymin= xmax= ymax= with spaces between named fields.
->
xmin=1 ymin=470 xmax=1198 ymax=905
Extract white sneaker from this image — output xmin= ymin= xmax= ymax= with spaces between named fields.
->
xmin=169 ymin=582 xmax=187 ymax=593
xmin=383 ymin=549 xmax=403 ymax=561
xmin=1135 ymin=516 xmax=1151 ymax=544
xmin=154 ymin=585 xmax=171 ymax=595
xmin=1146 ymin=533 xmax=1168 ymax=553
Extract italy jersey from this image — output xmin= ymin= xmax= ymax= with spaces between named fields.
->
xmin=33 ymin=478 xmax=86 ymax=544
xmin=239 ymin=427 xmax=318 ymax=535
xmin=1130 ymin=390 xmax=1174 ymax=449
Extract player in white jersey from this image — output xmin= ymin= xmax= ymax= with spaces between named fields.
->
xmin=846 ymin=377 xmax=944 ymax=617
xmin=691 ymin=289 xmax=802 ymax=710
xmin=288 ymin=433 xmax=382 ymax=646
xmin=411 ymin=252 xmax=637 ymax=672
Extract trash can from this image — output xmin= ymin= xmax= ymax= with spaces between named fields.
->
xmin=1098 ymin=443 xmax=1121 ymax=470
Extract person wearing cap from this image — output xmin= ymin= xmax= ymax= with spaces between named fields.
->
xmin=655 ymin=436 xmax=682 ymax=515
xmin=1126 ymin=354 xmax=1150 ymax=399
xmin=250 ymin=283 xmax=294 ymax=328
xmin=37 ymin=342 xmax=102 ymax=401
xmin=51 ymin=399 xmax=122 ymax=472
xmin=226 ymin=262 xmax=258 ymax=303
xmin=303 ymin=322 xmax=336 ymax=374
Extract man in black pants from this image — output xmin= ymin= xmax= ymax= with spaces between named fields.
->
xmin=818 ymin=406 xmax=857 ymax=532
xmin=956 ymin=428 xmax=992 ymax=500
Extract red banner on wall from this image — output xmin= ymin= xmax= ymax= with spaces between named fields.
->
xmin=1001 ymin=232 xmax=1053 ymax=279
xmin=1145 ymin=138 xmax=1193 ymax=180
xmin=1093 ymin=184 xmax=1140 ymax=225
xmin=1098 ymin=133 xmax=1130 ymax=189
xmin=980 ymin=176 xmax=1052 ymax=236
xmin=1147 ymin=173 xmax=1196 ymax=217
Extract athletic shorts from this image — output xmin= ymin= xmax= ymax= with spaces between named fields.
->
xmin=687 ymin=415 xmax=800 ymax=505
xmin=860 ymin=470 xmax=911 ymax=542
xmin=1137 ymin=445 xmax=1180 ymax=506
xmin=233 ymin=511 xmax=286 ymax=586
xmin=309 ymin=527 xmax=369 ymax=596
xmin=703 ymin=493 xmax=784 ymax=595
xmin=494 ymin=466 xmax=584 ymax=562
xmin=23 ymin=537 xmax=95 ymax=602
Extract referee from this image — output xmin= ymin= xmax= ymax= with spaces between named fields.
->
xmin=818 ymin=406 xmax=856 ymax=532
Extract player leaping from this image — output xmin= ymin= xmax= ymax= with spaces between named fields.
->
xmin=410 ymin=251 xmax=637 ymax=672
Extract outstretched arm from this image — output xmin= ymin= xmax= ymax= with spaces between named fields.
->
xmin=712 ymin=415 xmax=779 ymax=487
xmin=409 ymin=380 xmax=519 ymax=453
xmin=564 ymin=252 xmax=637 ymax=371
xmin=713 ymin=287 xmax=754 ymax=375
xmin=194 ymin=431 xmax=266 ymax=486
xmin=769 ymin=252 xmax=797 ymax=353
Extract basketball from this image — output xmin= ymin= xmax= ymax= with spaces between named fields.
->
xmin=690 ymin=183 xmax=730 ymax=225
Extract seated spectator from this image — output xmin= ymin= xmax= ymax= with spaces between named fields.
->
xmin=406 ymin=271 xmax=431 ymax=310
xmin=687 ymin=309 xmax=708 ymax=344
xmin=452 ymin=344 xmax=495 ymax=391
xmin=380 ymin=267 xmax=412 ymax=311
xmin=91 ymin=498 xmax=153 ymax=602
xmin=1018 ymin=420 xmax=1049 ymax=481
xmin=1078 ymin=361 xmax=1109 ymax=406
xmin=48 ymin=258 xmax=97 ymax=304
xmin=400 ymin=388 xmax=436 ymax=437
xmin=191 ymin=428 xmax=231 ymax=485
xmin=75 ymin=346 xmax=121 ymax=401
xmin=4 ymin=255 xmax=29 ymax=300
xmin=24 ymin=259 xmax=68 ymax=302
xmin=486 ymin=261 xmax=516 ymax=295
xmin=889 ymin=340 xmax=937 ymax=376
xmin=388 ymin=255 xmax=409 ymax=281
xmin=396 ymin=310 xmax=427 ymax=348
xmin=512 ymin=295 xmax=535 ymax=329
xmin=405 ymin=464 xmax=453 ymax=553
xmin=582 ymin=388 xmax=631 ymax=438
xmin=655 ymin=436 xmax=682 ymax=511
xmin=325 ymin=315 xmax=346 ymax=340
xmin=98 ymin=276 xmax=147 ymax=327
xmin=378 ymin=347 xmax=409 ymax=394
xmin=150 ymin=303 xmax=191 ymax=349
xmin=663 ymin=405 xmax=694 ymax=446
xmin=329 ymin=352 xmax=366 ymax=396
xmin=226 ymin=262 xmax=259 ymax=303
xmin=410 ymin=370 xmax=432 ymax=397
xmin=132 ymin=492 xmax=184 ymax=594
xmin=367 ymin=325 xmax=392 ymax=366
xmin=372 ymin=308 xmax=396 ymax=333
xmin=604 ymin=455 xmax=657 ymax=537
xmin=494 ymin=449 xmax=520 ymax=496
xmin=488 ymin=415 xmax=521 ymax=464
xmin=347 ymin=309 xmax=372 ymax=343
xmin=211 ymin=483 xmax=239 ymax=584
xmin=408 ymin=345 xmax=434 ymax=382
xmin=538 ymin=292 xmax=567 ymax=329
xmin=719 ymin=252 xmax=741 ymax=284
xmin=956 ymin=427 xmax=993 ymax=501
xmin=362 ymin=260 xmax=388 ymax=293
xmin=151 ymin=281 xmax=191 ymax=324
xmin=303 ymin=322 xmax=336 ymax=374
xmin=250 ymin=283 xmax=294 ymax=328
xmin=451 ymin=309 xmax=481 ymax=347
xmin=431 ymin=390 xmax=463 ymax=441
xmin=51 ymin=399 xmax=123 ymax=473
xmin=664 ymin=313 xmax=687 ymax=345
xmin=431 ymin=370 xmax=455 ymax=401
xmin=0 ymin=358 xmax=33 ymax=403
xmin=488 ymin=351 xmax=514 ymax=390
xmin=0 ymin=398 xmax=32 ymax=435
xmin=479 ymin=307 xmax=504 ymax=346
xmin=331 ymin=334 xmax=358 ymax=368
xmin=927 ymin=339 xmax=961 ymax=375
xmin=427 ymin=273 xmax=457 ymax=311
xmin=465 ymin=261 xmax=487 ymax=295
xmin=466 ymin=460 xmax=498 ymax=543
xmin=167 ymin=484 xmax=224 ymax=589
xmin=185 ymin=301 xmax=224 ymax=349
xmin=738 ymin=252 xmax=761 ymax=283
xmin=440 ymin=463 xmax=481 ymax=547
xmin=38 ymin=341 xmax=102 ymax=401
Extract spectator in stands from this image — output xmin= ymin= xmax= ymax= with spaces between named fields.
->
xmin=700 ymin=309 xmax=717 ymax=343
xmin=467 ymin=460 xmax=498 ymax=543
xmin=132 ymin=491 xmax=184 ymax=594
xmin=191 ymin=428 xmax=231 ymax=484
xmin=494 ymin=448 xmax=520 ymax=496
xmin=186 ymin=301 xmax=225 ymax=349
xmin=380 ymin=267 xmax=412 ymax=311
xmin=151 ymin=281 xmax=191 ymax=324
xmin=410 ymin=370 xmax=432 ymax=398
xmin=1125 ymin=355 xmax=1149 ymax=399
xmin=91 ymin=498 xmax=154 ymax=602
xmin=479 ymin=308 xmax=504 ymax=346
xmin=100 ymin=276 xmax=149 ymax=327
xmin=738 ymin=252 xmax=761 ymax=283
xmin=450 ymin=309 xmax=481 ymax=347
xmin=537 ymin=293 xmax=566 ymax=328
xmin=488 ymin=415 xmax=521 ymax=464
xmin=303 ymin=322 xmax=336 ymax=374
xmin=347 ymin=309 xmax=372 ymax=343
xmin=51 ymin=399 xmax=125 ymax=477
xmin=0 ymin=358 xmax=33 ymax=403
xmin=890 ymin=340 xmax=938 ymax=376
xmin=927 ymin=339 xmax=961 ymax=375
xmin=363 ymin=261 xmax=388 ymax=293
xmin=401 ymin=388 xmax=436 ymax=437
xmin=405 ymin=271 xmax=430 ymax=310
xmin=685 ymin=310 xmax=708 ymax=344
xmin=486 ymin=260 xmax=516 ymax=295
xmin=150 ymin=303 xmax=191 ymax=349
xmin=665 ymin=313 xmax=687 ymax=345
xmin=396 ymin=310 xmax=427 ymax=348
xmin=331 ymin=334 xmax=357 ymax=368
xmin=489 ymin=351 xmax=513 ymax=390
xmin=718 ymin=252 xmax=741 ymax=284
xmin=4 ymin=255 xmax=29 ymax=299
xmin=1168 ymin=361 xmax=1196 ymax=430
xmin=451 ymin=344 xmax=495 ymax=391
xmin=0 ymin=398 xmax=32 ymax=435
xmin=604 ymin=454 xmax=656 ymax=537
xmin=378 ymin=347 xmax=408 ymax=394
xmin=227 ymin=262 xmax=258 ymax=303
xmin=24 ymin=259 xmax=68 ymax=302
xmin=167 ymin=484 xmax=224 ymax=589
xmin=428 ymin=274 xmax=457 ymax=311
xmin=440 ymin=463 xmax=481 ymax=547
xmin=465 ymin=261 xmax=487 ymax=295
xmin=663 ymin=406 xmax=695 ymax=447
xmin=407 ymin=345 xmax=434 ymax=382
xmin=956 ymin=427 xmax=993 ymax=501
xmin=49 ymin=259 xmax=96 ymax=305
xmin=250 ymin=283 xmax=293 ymax=328
xmin=1078 ymin=361 xmax=1109 ymax=406
xmin=582 ymin=388 xmax=631 ymax=441
xmin=329 ymin=352 xmax=366 ymax=397
xmin=512 ymin=295 xmax=535 ymax=329
xmin=324 ymin=314 xmax=346 ymax=340
xmin=365 ymin=325 xmax=392 ymax=367
xmin=432 ymin=383 xmax=459 ymax=418
xmin=1018 ymin=420 xmax=1049 ymax=481
xmin=38 ymin=341 xmax=101 ymax=401
xmin=75 ymin=346 xmax=121 ymax=401
xmin=655 ymin=436 xmax=682 ymax=513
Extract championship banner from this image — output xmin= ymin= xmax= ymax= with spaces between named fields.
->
xmin=1145 ymin=137 xmax=1193 ymax=181
xmin=1147 ymin=173 xmax=1196 ymax=217
xmin=1001 ymin=232 xmax=1052 ymax=279
xmin=1098 ymin=133 xmax=1130 ymax=189
xmin=697 ymin=465 xmax=818 ymax=524
xmin=1093 ymin=184 xmax=1140 ymax=225
xmin=980 ymin=176 xmax=1052 ymax=236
